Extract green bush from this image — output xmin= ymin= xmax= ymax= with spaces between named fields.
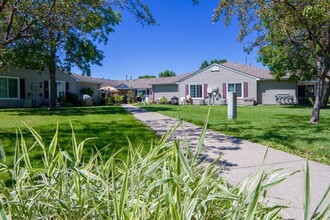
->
xmin=114 ymin=95 xmax=123 ymax=105
xmin=65 ymin=93 xmax=79 ymax=106
xmin=127 ymin=90 xmax=134 ymax=104
xmin=160 ymin=96 xmax=168 ymax=104
xmin=0 ymin=116 xmax=328 ymax=219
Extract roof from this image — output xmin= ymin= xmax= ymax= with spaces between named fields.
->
xmin=70 ymin=73 xmax=104 ymax=84
xmin=99 ymin=72 xmax=193 ymax=89
xmin=222 ymin=62 xmax=273 ymax=79
xmin=70 ymin=61 xmax=273 ymax=88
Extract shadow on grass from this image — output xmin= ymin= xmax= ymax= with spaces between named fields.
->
xmin=0 ymin=106 xmax=129 ymax=117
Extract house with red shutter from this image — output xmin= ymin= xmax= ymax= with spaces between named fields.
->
xmin=151 ymin=62 xmax=317 ymax=105
xmin=0 ymin=65 xmax=101 ymax=108
xmin=0 ymin=62 xmax=318 ymax=108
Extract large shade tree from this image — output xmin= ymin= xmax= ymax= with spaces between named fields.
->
xmin=1 ymin=0 xmax=155 ymax=109
xmin=207 ymin=0 xmax=330 ymax=123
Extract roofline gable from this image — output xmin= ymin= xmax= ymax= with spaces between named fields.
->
xmin=177 ymin=63 xmax=260 ymax=83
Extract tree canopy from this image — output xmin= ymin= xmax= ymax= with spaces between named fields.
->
xmin=199 ymin=59 xmax=227 ymax=69
xmin=0 ymin=0 xmax=155 ymax=109
xmin=138 ymin=75 xmax=156 ymax=79
xmin=210 ymin=0 xmax=330 ymax=123
xmin=158 ymin=70 xmax=176 ymax=77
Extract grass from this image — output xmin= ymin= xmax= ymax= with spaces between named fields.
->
xmin=0 ymin=106 xmax=158 ymax=170
xmin=140 ymin=105 xmax=330 ymax=165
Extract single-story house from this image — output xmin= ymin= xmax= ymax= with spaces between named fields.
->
xmin=1 ymin=62 xmax=320 ymax=108
xmin=0 ymin=66 xmax=101 ymax=108
xmin=151 ymin=62 xmax=318 ymax=105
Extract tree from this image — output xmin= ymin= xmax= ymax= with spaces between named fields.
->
xmin=199 ymin=59 xmax=227 ymax=69
xmin=138 ymin=75 xmax=156 ymax=79
xmin=158 ymin=70 xmax=176 ymax=77
xmin=1 ymin=0 xmax=155 ymax=109
xmin=209 ymin=0 xmax=330 ymax=123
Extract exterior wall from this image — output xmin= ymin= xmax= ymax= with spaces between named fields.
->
xmin=0 ymin=66 xmax=76 ymax=108
xmin=178 ymin=66 xmax=257 ymax=105
xmin=76 ymin=82 xmax=100 ymax=102
xmin=257 ymin=80 xmax=297 ymax=104
xmin=152 ymin=84 xmax=179 ymax=102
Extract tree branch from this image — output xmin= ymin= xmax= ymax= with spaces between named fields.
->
xmin=0 ymin=0 xmax=8 ymax=14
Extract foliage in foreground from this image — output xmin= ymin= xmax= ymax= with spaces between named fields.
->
xmin=0 ymin=122 xmax=329 ymax=219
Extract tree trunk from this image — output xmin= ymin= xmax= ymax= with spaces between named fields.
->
xmin=310 ymin=76 xmax=326 ymax=123
xmin=321 ymin=82 xmax=330 ymax=107
xmin=48 ymin=47 xmax=57 ymax=110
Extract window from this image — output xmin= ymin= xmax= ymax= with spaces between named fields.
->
xmin=190 ymin=85 xmax=203 ymax=98
xmin=228 ymin=83 xmax=242 ymax=98
xmin=0 ymin=76 xmax=19 ymax=99
xmin=56 ymin=81 xmax=66 ymax=98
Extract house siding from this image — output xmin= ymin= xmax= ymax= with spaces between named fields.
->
xmin=0 ymin=66 xmax=76 ymax=107
xmin=178 ymin=66 xmax=257 ymax=105
xmin=153 ymin=84 xmax=179 ymax=102
xmin=257 ymin=80 xmax=297 ymax=104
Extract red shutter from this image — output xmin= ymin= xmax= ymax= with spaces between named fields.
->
xmin=203 ymin=84 xmax=208 ymax=98
xmin=222 ymin=83 xmax=227 ymax=99
xmin=20 ymin=78 xmax=25 ymax=99
xmin=44 ymin=81 xmax=49 ymax=99
xmin=244 ymin=82 xmax=248 ymax=97
xmin=185 ymin=84 xmax=189 ymax=97
xmin=65 ymin=82 xmax=69 ymax=94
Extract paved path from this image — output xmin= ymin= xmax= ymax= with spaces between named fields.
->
xmin=122 ymin=104 xmax=330 ymax=219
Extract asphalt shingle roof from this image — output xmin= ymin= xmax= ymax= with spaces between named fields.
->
xmin=222 ymin=62 xmax=273 ymax=79
xmin=70 ymin=61 xmax=273 ymax=89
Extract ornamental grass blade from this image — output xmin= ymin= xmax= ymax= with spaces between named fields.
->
xmin=49 ymin=123 xmax=59 ymax=161
xmin=20 ymin=130 xmax=31 ymax=169
xmin=0 ymin=202 xmax=8 ymax=220
xmin=23 ymin=121 xmax=48 ymax=167
xmin=304 ymin=160 xmax=310 ymax=220
xmin=0 ymin=141 xmax=5 ymax=162
xmin=311 ymin=184 xmax=330 ymax=219
xmin=192 ymin=107 xmax=210 ymax=166
xmin=245 ymin=171 xmax=264 ymax=220
xmin=176 ymin=140 xmax=194 ymax=180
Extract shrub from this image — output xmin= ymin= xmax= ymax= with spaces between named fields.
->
xmin=127 ymin=90 xmax=134 ymax=104
xmin=114 ymin=95 xmax=123 ymax=105
xmin=65 ymin=93 xmax=79 ymax=106
xmin=136 ymin=92 xmax=142 ymax=102
xmin=160 ymin=96 xmax=168 ymax=104
xmin=80 ymin=87 xmax=94 ymax=97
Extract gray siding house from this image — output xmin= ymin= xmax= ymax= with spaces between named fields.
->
xmin=151 ymin=62 xmax=317 ymax=105
xmin=0 ymin=66 xmax=101 ymax=108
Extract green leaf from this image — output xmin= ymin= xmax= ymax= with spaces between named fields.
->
xmin=304 ymin=160 xmax=311 ymax=220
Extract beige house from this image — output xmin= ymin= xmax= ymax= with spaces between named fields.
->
xmin=151 ymin=62 xmax=318 ymax=105
xmin=0 ymin=66 xmax=101 ymax=108
xmin=1 ymin=62 xmax=319 ymax=108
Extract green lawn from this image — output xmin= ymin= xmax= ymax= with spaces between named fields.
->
xmin=0 ymin=106 xmax=158 ymax=169
xmin=140 ymin=105 xmax=330 ymax=165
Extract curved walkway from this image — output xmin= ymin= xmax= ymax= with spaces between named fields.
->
xmin=122 ymin=104 xmax=330 ymax=219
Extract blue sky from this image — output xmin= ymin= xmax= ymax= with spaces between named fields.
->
xmin=74 ymin=0 xmax=263 ymax=80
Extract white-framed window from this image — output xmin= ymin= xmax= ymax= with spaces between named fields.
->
xmin=190 ymin=84 xmax=203 ymax=98
xmin=56 ymin=81 xmax=66 ymax=98
xmin=0 ymin=76 xmax=19 ymax=99
xmin=228 ymin=83 xmax=243 ymax=98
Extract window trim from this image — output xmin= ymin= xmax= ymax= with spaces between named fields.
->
xmin=227 ymin=82 xmax=243 ymax=98
xmin=189 ymin=84 xmax=203 ymax=99
xmin=0 ymin=76 xmax=20 ymax=100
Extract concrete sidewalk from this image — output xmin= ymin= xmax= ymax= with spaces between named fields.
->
xmin=122 ymin=104 xmax=330 ymax=219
